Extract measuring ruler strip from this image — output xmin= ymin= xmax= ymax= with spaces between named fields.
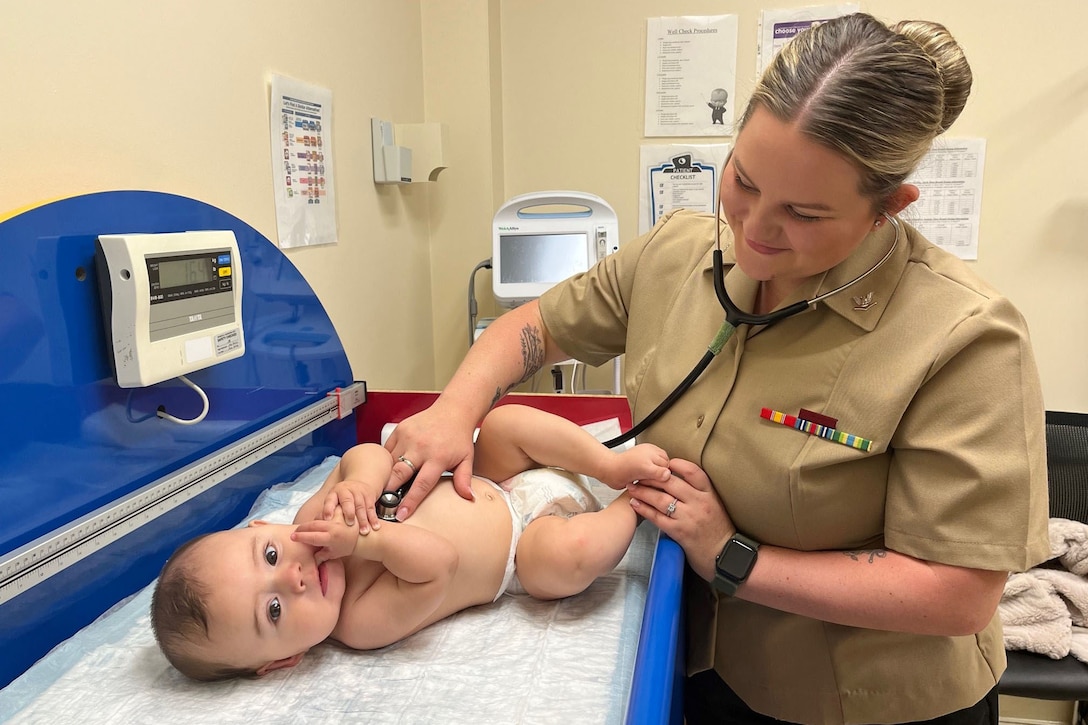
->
xmin=0 ymin=382 xmax=365 ymax=607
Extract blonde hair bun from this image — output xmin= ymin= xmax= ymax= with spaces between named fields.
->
xmin=893 ymin=20 xmax=973 ymax=132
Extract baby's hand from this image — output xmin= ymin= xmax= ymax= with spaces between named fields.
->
xmin=600 ymin=443 xmax=671 ymax=489
xmin=293 ymin=507 xmax=360 ymax=563
xmin=323 ymin=478 xmax=382 ymax=534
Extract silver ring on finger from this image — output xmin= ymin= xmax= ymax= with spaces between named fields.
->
xmin=397 ymin=455 xmax=416 ymax=473
xmin=665 ymin=497 xmax=678 ymax=518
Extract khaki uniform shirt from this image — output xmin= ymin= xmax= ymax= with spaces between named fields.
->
xmin=539 ymin=210 xmax=1050 ymax=725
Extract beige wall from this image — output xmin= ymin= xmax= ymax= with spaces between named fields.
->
xmin=419 ymin=0 xmax=507 ymax=387
xmin=0 ymin=0 xmax=435 ymax=389
xmin=2 ymin=0 xmax=1085 ymax=413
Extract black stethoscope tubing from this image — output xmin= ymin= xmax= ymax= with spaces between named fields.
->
xmin=601 ymin=159 xmax=900 ymax=449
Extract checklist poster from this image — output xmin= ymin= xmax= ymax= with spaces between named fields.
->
xmin=639 ymin=143 xmax=731 ymax=234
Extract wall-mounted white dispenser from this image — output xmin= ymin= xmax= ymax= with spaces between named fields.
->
xmin=371 ymin=117 xmax=448 ymax=184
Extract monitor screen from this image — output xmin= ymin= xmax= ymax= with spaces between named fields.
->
xmin=498 ymin=233 xmax=589 ymax=284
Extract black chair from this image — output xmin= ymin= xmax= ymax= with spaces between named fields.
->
xmin=999 ymin=411 xmax=1088 ymax=704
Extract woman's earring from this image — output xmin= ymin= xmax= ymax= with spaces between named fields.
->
xmin=873 ymin=218 xmax=884 ymax=229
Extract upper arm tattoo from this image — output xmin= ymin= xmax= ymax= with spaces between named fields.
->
xmin=490 ymin=323 xmax=547 ymax=408
xmin=515 ymin=322 xmax=545 ymax=385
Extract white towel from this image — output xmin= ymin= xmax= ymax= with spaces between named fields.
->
xmin=1049 ymin=518 xmax=1088 ymax=576
xmin=1031 ymin=567 xmax=1088 ymax=626
xmin=999 ymin=518 xmax=1088 ymax=662
xmin=999 ymin=571 xmax=1071 ymax=659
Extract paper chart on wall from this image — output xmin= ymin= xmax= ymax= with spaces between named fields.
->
xmin=905 ymin=138 xmax=987 ymax=260
xmin=269 ymin=74 xmax=338 ymax=248
xmin=756 ymin=4 xmax=859 ymax=76
xmin=638 ymin=144 xmax=731 ymax=235
xmin=644 ymin=15 xmax=738 ymax=137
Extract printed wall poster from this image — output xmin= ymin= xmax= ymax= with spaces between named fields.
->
xmin=269 ymin=74 xmax=338 ymax=248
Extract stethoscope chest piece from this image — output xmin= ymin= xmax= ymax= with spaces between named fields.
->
xmin=376 ymin=491 xmax=401 ymax=522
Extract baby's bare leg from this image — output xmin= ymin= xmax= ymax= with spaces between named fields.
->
xmin=514 ymin=491 xmax=638 ymax=600
xmin=473 ymin=406 xmax=669 ymax=489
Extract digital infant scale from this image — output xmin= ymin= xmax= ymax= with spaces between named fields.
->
xmin=95 ymin=230 xmax=245 ymax=388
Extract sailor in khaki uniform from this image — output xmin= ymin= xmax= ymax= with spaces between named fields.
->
xmin=382 ymin=13 xmax=1050 ymax=725
xmin=539 ymin=208 xmax=1049 ymax=724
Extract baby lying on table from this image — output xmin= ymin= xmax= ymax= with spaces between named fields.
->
xmin=150 ymin=404 xmax=670 ymax=681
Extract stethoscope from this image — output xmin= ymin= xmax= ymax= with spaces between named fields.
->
xmin=377 ymin=486 xmax=411 ymax=521
xmin=376 ymin=159 xmax=903 ymax=518
xmin=601 ymin=157 xmax=901 ymax=449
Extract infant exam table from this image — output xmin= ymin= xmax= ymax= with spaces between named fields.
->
xmin=0 ymin=191 xmax=683 ymax=723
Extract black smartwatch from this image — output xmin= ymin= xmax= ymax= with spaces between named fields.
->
xmin=712 ymin=533 xmax=760 ymax=596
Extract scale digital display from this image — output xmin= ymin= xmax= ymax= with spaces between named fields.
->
xmin=146 ymin=251 xmax=234 ymax=304
xmin=156 ymin=256 xmax=214 ymax=287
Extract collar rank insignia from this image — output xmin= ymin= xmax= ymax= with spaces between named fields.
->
xmin=852 ymin=292 xmax=875 ymax=310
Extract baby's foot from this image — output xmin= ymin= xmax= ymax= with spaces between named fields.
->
xmin=600 ymin=443 xmax=671 ymax=488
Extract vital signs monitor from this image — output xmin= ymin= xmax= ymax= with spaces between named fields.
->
xmin=492 ymin=191 xmax=619 ymax=308
xmin=95 ymin=230 xmax=245 ymax=388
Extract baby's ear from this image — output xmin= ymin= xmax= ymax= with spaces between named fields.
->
xmin=255 ymin=652 xmax=304 ymax=676
xmin=248 ymin=520 xmax=269 ymax=528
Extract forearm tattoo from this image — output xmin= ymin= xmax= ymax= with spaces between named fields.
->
xmin=843 ymin=549 xmax=887 ymax=564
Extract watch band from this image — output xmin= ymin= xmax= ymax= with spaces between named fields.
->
xmin=712 ymin=532 xmax=761 ymax=596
